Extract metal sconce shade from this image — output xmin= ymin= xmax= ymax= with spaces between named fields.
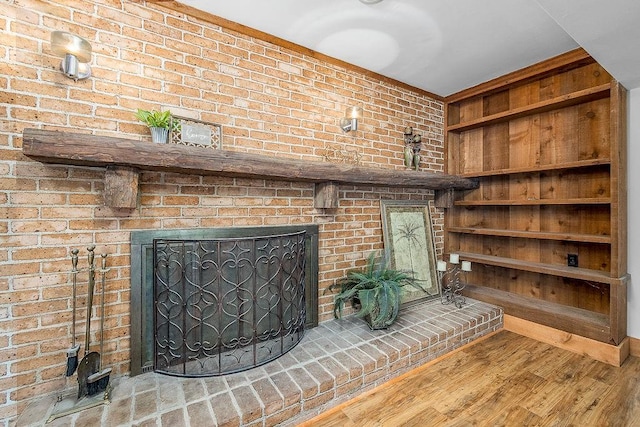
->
xmin=345 ymin=106 xmax=363 ymax=119
xmin=340 ymin=106 xmax=363 ymax=132
xmin=51 ymin=31 xmax=92 ymax=80
xmin=51 ymin=31 xmax=92 ymax=62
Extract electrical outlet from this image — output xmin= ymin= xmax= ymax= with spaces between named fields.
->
xmin=567 ymin=253 xmax=578 ymax=267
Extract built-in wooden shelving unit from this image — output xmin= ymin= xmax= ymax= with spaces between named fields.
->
xmin=444 ymin=49 xmax=628 ymax=347
xmin=22 ymin=128 xmax=477 ymax=209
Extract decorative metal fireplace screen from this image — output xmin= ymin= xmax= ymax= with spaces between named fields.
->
xmin=130 ymin=225 xmax=318 ymax=377
xmin=153 ymin=231 xmax=306 ymax=376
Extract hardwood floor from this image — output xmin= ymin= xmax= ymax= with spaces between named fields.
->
xmin=299 ymin=331 xmax=640 ymax=426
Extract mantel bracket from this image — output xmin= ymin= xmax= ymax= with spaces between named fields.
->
xmin=104 ymin=166 xmax=139 ymax=208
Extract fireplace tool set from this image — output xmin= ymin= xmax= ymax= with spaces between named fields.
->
xmin=48 ymin=246 xmax=112 ymax=422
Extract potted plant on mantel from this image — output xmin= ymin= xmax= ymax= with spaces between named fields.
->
xmin=327 ymin=252 xmax=424 ymax=330
xmin=135 ymin=108 xmax=171 ymax=143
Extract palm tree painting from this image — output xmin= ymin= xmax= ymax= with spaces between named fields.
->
xmin=380 ymin=200 xmax=439 ymax=304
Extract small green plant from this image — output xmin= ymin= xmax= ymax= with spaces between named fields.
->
xmin=135 ymin=109 xmax=171 ymax=129
xmin=327 ymin=252 xmax=424 ymax=329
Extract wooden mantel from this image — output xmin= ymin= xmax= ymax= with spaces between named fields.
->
xmin=22 ymin=128 xmax=477 ymax=208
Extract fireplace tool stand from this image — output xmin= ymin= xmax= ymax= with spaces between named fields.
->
xmin=48 ymin=248 xmax=112 ymax=423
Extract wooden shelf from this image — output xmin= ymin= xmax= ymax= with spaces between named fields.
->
xmin=447 ymin=83 xmax=611 ymax=133
xmin=448 ymin=227 xmax=611 ymax=244
xmin=463 ymin=284 xmax=611 ymax=343
xmin=22 ymin=128 xmax=478 ymax=208
xmin=454 ymin=198 xmax=611 ymax=206
xmin=458 ymin=158 xmax=611 ymax=178
xmin=457 ymin=252 xmax=615 ymax=284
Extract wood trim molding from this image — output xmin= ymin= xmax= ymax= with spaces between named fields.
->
xmin=146 ymin=1 xmax=443 ymax=101
xmin=504 ymin=314 xmax=629 ymax=367
xmin=630 ymin=337 xmax=640 ymax=357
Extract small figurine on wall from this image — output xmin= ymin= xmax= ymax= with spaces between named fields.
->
xmin=403 ymin=127 xmax=422 ymax=171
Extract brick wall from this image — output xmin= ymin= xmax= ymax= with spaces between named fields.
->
xmin=0 ymin=0 xmax=444 ymax=423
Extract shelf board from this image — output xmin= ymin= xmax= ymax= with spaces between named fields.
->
xmin=447 ymin=83 xmax=611 ymax=133
xmin=22 ymin=128 xmax=478 ymax=191
xmin=457 ymin=252 xmax=615 ymax=284
xmin=458 ymin=158 xmax=611 ymax=178
xmin=454 ymin=198 xmax=611 ymax=206
xmin=448 ymin=227 xmax=611 ymax=244
xmin=463 ymin=284 xmax=611 ymax=343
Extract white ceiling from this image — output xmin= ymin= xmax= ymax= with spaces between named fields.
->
xmin=179 ymin=0 xmax=640 ymax=96
xmin=535 ymin=0 xmax=640 ymax=91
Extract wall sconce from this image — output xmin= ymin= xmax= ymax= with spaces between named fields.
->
xmin=340 ymin=106 xmax=363 ymax=132
xmin=50 ymin=31 xmax=92 ymax=81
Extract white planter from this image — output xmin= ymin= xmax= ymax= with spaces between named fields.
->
xmin=150 ymin=127 xmax=168 ymax=143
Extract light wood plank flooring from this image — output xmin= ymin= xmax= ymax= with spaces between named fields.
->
xmin=299 ymin=331 xmax=640 ymax=426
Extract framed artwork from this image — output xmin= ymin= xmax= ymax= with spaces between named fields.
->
xmin=380 ymin=200 xmax=439 ymax=304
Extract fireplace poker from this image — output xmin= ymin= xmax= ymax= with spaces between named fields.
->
xmin=65 ymin=249 xmax=81 ymax=377
xmin=77 ymin=245 xmax=100 ymax=399
xmin=87 ymin=253 xmax=112 ymax=396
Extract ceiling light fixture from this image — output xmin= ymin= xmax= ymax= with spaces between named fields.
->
xmin=359 ymin=0 xmax=384 ymax=4
xmin=50 ymin=31 xmax=92 ymax=81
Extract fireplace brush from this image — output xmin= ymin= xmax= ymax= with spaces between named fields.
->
xmin=65 ymin=249 xmax=80 ymax=377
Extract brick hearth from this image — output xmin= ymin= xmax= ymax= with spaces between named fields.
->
xmin=18 ymin=298 xmax=502 ymax=426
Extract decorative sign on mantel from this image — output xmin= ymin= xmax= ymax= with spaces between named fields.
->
xmin=170 ymin=116 xmax=222 ymax=149
xmin=321 ymin=144 xmax=362 ymax=165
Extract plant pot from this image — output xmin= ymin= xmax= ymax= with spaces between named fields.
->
xmin=150 ymin=127 xmax=168 ymax=144
xmin=365 ymin=314 xmax=390 ymax=330
xmin=364 ymin=299 xmax=398 ymax=330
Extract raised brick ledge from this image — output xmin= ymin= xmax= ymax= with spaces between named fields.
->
xmin=18 ymin=298 xmax=502 ymax=427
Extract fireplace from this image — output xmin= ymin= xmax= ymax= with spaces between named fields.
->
xmin=129 ymin=225 xmax=319 ymax=376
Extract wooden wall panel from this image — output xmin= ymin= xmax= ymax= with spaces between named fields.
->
xmin=510 ymin=81 xmax=541 ymax=110
xmin=578 ymin=99 xmax=611 ymax=160
xmin=540 ymin=168 xmax=610 ymax=200
xmin=509 ymin=116 xmax=540 ymax=169
xmin=540 ymin=205 xmax=610 ymax=235
xmin=483 ymin=90 xmax=510 ymax=115
xmin=459 ymin=128 xmax=483 ymax=175
xmin=483 ymin=124 xmax=509 ymax=171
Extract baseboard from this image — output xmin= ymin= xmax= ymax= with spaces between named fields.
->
xmin=503 ymin=314 xmax=629 ymax=367
xmin=630 ymin=336 xmax=640 ymax=357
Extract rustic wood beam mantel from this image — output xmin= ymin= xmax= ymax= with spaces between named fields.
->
xmin=22 ymin=128 xmax=477 ymax=208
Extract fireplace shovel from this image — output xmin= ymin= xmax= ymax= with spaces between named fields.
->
xmin=77 ymin=246 xmax=100 ymax=399
xmin=86 ymin=253 xmax=111 ymax=396
xmin=65 ymin=249 xmax=80 ymax=377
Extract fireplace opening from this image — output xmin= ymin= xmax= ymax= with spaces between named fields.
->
xmin=130 ymin=225 xmax=319 ymax=376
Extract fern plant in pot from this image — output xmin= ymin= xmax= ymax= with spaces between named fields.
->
xmin=328 ymin=252 xmax=423 ymax=330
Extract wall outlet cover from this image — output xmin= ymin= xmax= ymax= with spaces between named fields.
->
xmin=568 ymin=253 xmax=578 ymax=267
